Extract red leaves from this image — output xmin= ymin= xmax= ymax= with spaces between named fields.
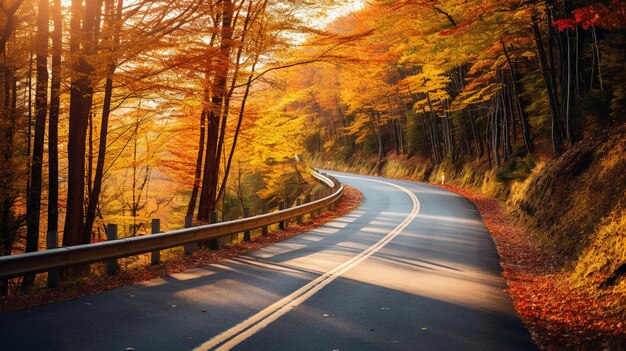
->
xmin=438 ymin=22 xmax=471 ymax=37
xmin=552 ymin=19 xmax=575 ymax=32
xmin=438 ymin=184 xmax=626 ymax=350
xmin=554 ymin=1 xmax=626 ymax=31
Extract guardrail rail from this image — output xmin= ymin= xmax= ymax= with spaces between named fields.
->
xmin=0 ymin=170 xmax=343 ymax=280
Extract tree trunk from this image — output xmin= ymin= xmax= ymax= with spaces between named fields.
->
xmin=501 ymin=39 xmax=533 ymax=154
xmin=468 ymin=107 xmax=483 ymax=157
xmin=216 ymin=50 xmax=261 ymax=204
xmin=24 ymin=0 xmax=49 ymax=288
xmin=198 ymin=0 xmax=234 ymax=222
xmin=564 ymin=27 xmax=574 ymax=145
xmin=187 ymin=111 xmax=206 ymax=217
xmin=493 ymin=97 xmax=500 ymax=169
xmin=501 ymin=84 xmax=511 ymax=161
xmin=485 ymin=109 xmax=492 ymax=170
xmin=532 ymin=15 xmax=562 ymax=157
xmin=84 ymin=0 xmax=122 ymax=239
xmin=47 ymin=0 xmax=61 ymax=245
xmin=63 ymin=0 xmax=100 ymax=247
xmin=0 ymin=0 xmax=25 ymax=55
xmin=1 ymin=66 xmax=21 ymax=295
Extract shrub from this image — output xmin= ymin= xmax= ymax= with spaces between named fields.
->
xmin=496 ymin=156 xmax=536 ymax=182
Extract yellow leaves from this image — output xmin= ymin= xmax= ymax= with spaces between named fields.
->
xmin=452 ymin=83 xmax=500 ymax=110
xmin=401 ymin=64 xmax=451 ymax=94
xmin=345 ymin=112 xmax=373 ymax=143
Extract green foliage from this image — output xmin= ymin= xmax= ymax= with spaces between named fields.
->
xmin=406 ymin=112 xmax=429 ymax=157
xmin=520 ymin=72 xmax=550 ymax=131
xmin=303 ymin=133 xmax=320 ymax=155
xmin=337 ymin=143 xmax=356 ymax=162
xmin=600 ymin=32 xmax=626 ymax=124
xmin=359 ymin=131 xmax=379 ymax=156
xmin=577 ymin=90 xmax=610 ymax=133
xmin=495 ymin=156 xmax=536 ymax=182
xmin=269 ymin=170 xmax=306 ymax=206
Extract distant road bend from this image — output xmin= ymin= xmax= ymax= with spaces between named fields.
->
xmin=0 ymin=171 xmax=536 ymax=351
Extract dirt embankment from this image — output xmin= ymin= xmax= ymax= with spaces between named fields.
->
xmin=437 ymin=123 xmax=626 ymax=349
xmin=319 ymin=124 xmax=626 ymax=349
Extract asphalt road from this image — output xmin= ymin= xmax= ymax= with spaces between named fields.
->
xmin=0 ymin=171 xmax=536 ymax=350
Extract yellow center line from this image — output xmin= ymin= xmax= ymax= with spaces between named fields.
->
xmin=194 ymin=175 xmax=420 ymax=351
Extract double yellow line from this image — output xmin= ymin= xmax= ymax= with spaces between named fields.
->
xmin=194 ymin=175 xmax=420 ymax=351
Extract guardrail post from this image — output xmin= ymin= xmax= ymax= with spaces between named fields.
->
xmin=296 ymin=198 xmax=302 ymax=224
xmin=278 ymin=201 xmax=286 ymax=230
xmin=209 ymin=211 xmax=219 ymax=249
xmin=325 ymin=188 xmax=331 ymax=211
xmin=243 ymin=208 xmax=251 ymax=241
xmin=46 ymin=231 xmax=59 ymax=288
xmin=309 ymin=192 xmax=316 ymax=219
xmin=184 ymin=215 xmax=197 ymax=255
xmin=151 ymin=219 xmax=161 ymax=265
xmin=261 ymin=204 xmax=268 ymax=236
xmin=316 ymin=191 xmax=322 ymax=216
xmin=106 ymin=224 xmax=119 ymax=275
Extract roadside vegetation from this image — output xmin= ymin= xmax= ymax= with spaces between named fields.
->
xmin=1 ymin=0 xmax=625 ymax=347
xmin=253 ymin=0 xmax=625 ymax=348
xmin=0 ymin=185 xmax=362 ymax=313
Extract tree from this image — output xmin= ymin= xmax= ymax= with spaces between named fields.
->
xmin=63 ymin=0 xmax=101 ymax=247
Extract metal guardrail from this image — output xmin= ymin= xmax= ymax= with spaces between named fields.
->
xmin=0 ymin=170 xmax=343 ymax=279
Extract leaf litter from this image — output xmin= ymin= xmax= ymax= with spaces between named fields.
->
xmin=0 ymin=186 xmax=362 ymax=314
xmin=439 ymin=184 xmax=626 ymax=350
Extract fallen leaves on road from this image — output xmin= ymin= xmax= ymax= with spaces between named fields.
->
xmin=439 ymin=184 xmax=626 ymax=350
xmin=0 ymin=186 xmax=362 ymax=314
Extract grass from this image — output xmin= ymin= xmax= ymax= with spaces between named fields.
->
xmin=310 ymin=124 xmax=626 ymax=349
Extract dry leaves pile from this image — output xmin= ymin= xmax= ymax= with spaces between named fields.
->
xmin=439 ymin=184 xmax=626 ymax=350
xmin=0 ymin=186 xmax=362 ymax=314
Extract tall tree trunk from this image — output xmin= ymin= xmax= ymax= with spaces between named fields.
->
xmin=375 ymin=113 xmax=385 ymax=171
xmin=47 ymin=0 xmax=61 ymax=247
xmin=485 ymin=109 xmax=492 ymax=170
xmin=424 ymin=111 xmax=436 ymax=163
xmin=198 ymin=0 xmax=234 ymax=222
xmin=468 ymin=107 xmax=483 ymax=157
xmin=24 ymin=0 xmax=49 ymax=288
xmin=501 ymin=39 xmax=533 ymax=154
xmin=425 ymin=92 xmax=443 ymax=162
xmin=389 ymin=120 xmax=400 ymax=156
xmin=532 ymin=14 xmax=562 ymax=156
xmin=213 ymin=0 xmax=255 ymax=206
xmin=1 ymin=65 xmax=20 ymax=295
xmin=187 ymin=111 xmax=206 ymax=217
xmin=63 ymin=0 xmax=100 ymax=247
xmin=592 ymin=27 xmax=604 ymax=94
xmin=84 ymin=0 xmax=122 ymax=239
xmin=501 ymin=83 xmax=511 ymax=161
xmin=444 ymin=113 xmax=455 ymax=160
xmin=0 ymin=1 xmax=26 ymax=54
xmin=493 ymin=97 xmax=501 ymax=169
xmin=564 ymin=27 xmax=574 ymax=145
xmin=26 ymin=51 xmax=32 ymax=203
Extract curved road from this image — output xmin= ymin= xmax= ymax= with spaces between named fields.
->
xmin=0 ymin=172 xmax=535 ymax=350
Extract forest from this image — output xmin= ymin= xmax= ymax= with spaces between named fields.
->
xmin=0 ymin=0 xmax=625 ymax=307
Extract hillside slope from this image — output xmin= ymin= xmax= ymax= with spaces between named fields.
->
xmin=315 ymin=125 xmax=626 ymax=335
xmin=507 ymin=126 xmax=626 ymax=286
